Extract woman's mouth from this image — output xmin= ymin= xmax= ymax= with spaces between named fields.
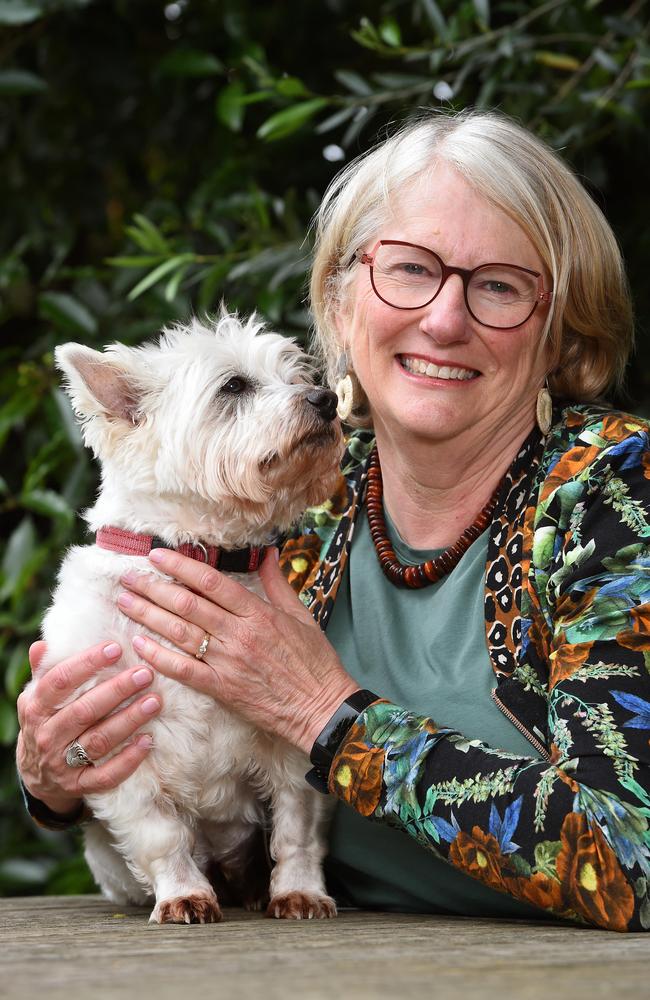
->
xmin=398 ymin=355 xmax=479 ymax=381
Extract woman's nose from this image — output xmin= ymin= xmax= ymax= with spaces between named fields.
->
xmin=417 ymin=274 xmax=471 ymax=343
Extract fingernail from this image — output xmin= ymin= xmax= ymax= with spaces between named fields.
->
xmin=133 ymin=667 xmax=152 ymax=687
xmin=149 ymin=548 xmax=165 ymax=564
xmin=103 ymin=642 xmax=121 ymax=659
xmin=141 ymin=696 xmax=160 ymax=715
xmin=273 ymin=547 xmax=280 ymax=563
xmin=120 ymin=570 xmax=137 ymax=586
xmin=135 ymin=734 xmax=154 ymax=749
xmin=132 ymin=635 xmax=147 ymax=653
xmin=117 ymin=592 xmax=134 ymax=608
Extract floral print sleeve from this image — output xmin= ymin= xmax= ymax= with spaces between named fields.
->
xmin=326 ymin=410 xmax=650 ymax=932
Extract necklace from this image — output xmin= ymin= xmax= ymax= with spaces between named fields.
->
xmin=365 ymin=446 xmax=500 ymax=589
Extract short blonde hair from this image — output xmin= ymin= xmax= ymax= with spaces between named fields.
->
xmin=310 ymin=109 xmax=633 ymax=422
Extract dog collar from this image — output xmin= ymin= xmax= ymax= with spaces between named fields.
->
xmin=96 ymin=526 xmax=268 ymax=572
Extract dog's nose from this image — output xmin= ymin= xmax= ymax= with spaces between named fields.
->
xmin=306 ymin=388 xmax=338 ymax=423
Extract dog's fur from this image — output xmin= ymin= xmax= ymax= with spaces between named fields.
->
xmin=33 ymin=312 xmax=344 ymax=923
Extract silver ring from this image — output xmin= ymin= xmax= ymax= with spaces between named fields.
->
xmin=64 ymin=739 xmax=93 ymax=768
xmin=195 ymin=633 xmax=211 ymax=660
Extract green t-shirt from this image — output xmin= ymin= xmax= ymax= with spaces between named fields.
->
xmin=324 ymin=504 xmax=548 ymax=918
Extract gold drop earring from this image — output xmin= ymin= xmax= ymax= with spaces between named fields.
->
xmin=536 ymin=379 xmax=553 ymax=435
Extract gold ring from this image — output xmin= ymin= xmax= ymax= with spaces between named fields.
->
xmin=195 ymin=633 xmax=211 ymax=660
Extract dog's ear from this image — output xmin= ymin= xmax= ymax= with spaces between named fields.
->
xmin=55 ymin=344 xmax=141 ymax=425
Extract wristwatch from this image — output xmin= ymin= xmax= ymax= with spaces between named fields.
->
xmin=20 ymin=779 xmax=87 ymax=830
xmin=305 ymin=688 xmax=380 ymax=794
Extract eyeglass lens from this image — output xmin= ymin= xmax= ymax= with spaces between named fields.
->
xmin=370 ymin=244 xmax=540 ymax=328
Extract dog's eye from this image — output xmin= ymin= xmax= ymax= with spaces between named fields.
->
xmin=221 ymin=376 xmax=249 ymax=395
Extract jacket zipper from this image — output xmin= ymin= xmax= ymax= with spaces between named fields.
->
xmin=491 ymin=688 xmax=552 ymax=761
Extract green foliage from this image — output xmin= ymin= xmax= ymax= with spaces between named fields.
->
xmin=1 ymin=0 xmax=649 ymax=895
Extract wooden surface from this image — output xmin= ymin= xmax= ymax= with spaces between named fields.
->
xmin=2 ymin=894 xmax=649 ymax=1000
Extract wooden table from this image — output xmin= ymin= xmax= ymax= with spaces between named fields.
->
xmin=2 ymin=895 xmax=648 ymax=999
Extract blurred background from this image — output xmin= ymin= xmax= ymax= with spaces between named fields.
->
xmin=1 ymin=0 xmax=649 ymax=895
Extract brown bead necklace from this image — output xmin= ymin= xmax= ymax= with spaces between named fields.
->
xmin=366 ymin=446 xmax=501 ymax=589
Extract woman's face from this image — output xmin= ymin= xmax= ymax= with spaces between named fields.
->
xmin=337 ymin=163 xmax=552 ymax=448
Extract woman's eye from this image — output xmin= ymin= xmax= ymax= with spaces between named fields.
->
xmin=221 ymin=376 xmax=248 ymax=395
xmin=399 ymin=262 xmax=427 ymax=276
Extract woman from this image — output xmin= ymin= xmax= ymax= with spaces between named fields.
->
xmin=17 ymin=111 xmax=650 ymax=931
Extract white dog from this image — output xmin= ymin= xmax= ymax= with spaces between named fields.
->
xmin=34 ymin=311 xmax=343 ymax=924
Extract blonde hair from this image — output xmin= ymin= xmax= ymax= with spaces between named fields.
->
xmin=310 ymin=109 xmax=633 ymax=423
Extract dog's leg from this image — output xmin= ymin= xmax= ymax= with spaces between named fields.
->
xmin=84 ymin=820 xmax=152 ymax=906
xmin=86 ymin=793 xmax=222 ymax=925
xmin=266 ymin=774 xmax=337 ymax=920
xmin=202 ymin=820 xmax=271 ymax=911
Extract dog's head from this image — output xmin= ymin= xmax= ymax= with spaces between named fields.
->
xmin=56 ymin=311 xmax=344 ymax=536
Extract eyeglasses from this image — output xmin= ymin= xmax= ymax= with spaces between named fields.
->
xmin=354 ymin=240 xmax=552 ymax=331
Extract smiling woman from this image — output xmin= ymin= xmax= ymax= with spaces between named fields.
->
xmin=17 ymin=110 xmax=650 ymax=932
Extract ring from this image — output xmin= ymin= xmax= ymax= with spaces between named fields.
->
xmin=195 ymin=633 xmax=211 ymax=660
xmin=64 ymin=739 xmax=93 ymax=768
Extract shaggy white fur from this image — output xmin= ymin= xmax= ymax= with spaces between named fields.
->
xmin=33 ymin=310 xmax=344 ymax=924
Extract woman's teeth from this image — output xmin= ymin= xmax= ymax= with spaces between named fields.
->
xmin=400 ymin=356 xmax=478 ymax=380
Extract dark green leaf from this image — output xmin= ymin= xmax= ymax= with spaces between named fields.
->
xmin=106 ymin=255 xmax=167 ymax=268
xmin=0 ymin=518 xmax=36 ymax=603
xmin=334 ymin=69 xmax=373 ymax=96
xmin=164 ymin=263 xmax=191 ymax=302
xmin=275 ymin=76 xmax=310 ymax=98
xmin=473 ymin=0 xmax=490 ymax=27
xmin=157 ymin=49 xmax=223 ymax=78
xmin=5 ymin=644 xmax=29 ymax=700
xmin=379 ymin=17 xmax=402 ymax=48
xmin=125 ymin=215 xmax=170 ymax=254
xmin=0 ymin=393 xmax=39 ymax=450
xmin=0 ymin=699 xmax=18 ymax=745
xmin=127 ymin=254 xmax=195 ymax=301
xmin=37 ymin=292 xmax=97 ymax=336
xmin=256 ymin=99 xmax=329 ymax=141
xmin=0 ymin=70 xmax=47 ymax=95
xmin=21 ymin=489 xmax=74 ymax=525
xmin=420 ymin=0 xmax=448 ymax=39
xmin=216 ymin=80 xmax=247 ymax=131
xmin=0 ymin=1 xmax=42 ymax=25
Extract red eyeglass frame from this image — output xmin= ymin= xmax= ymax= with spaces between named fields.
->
xmin=355 ymin=239 xmax=553 ymax=331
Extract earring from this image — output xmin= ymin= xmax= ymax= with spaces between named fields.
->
xmin=536 ymin=380 xmax=553 ymax=435
xmin=334 ymin=353 xmax=357 ymax=421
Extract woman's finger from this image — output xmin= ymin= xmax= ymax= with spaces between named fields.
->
xmin=28 ymin=640 xmax=48 ymax=673
xmin=147 ymin=548 xmax=259 ymax=616
xmin=43 ymin=665 xmax=157 ymax=748
xmin=259 ymin=548 xmax=316 ymax=625
xmin=75 ymin=732 xmax=154 ymax=796
xmin=117 ymin=589 xmax=211 ymax=658
xmin=118 ymin=569 xmax=231 ymax=635
xmin=74 ymin=691 xmax=161 ymax=763
xmin=24 ymin=641 xmax=124 ymax=719
xmin=129 ymin=633 xmax=217 ymax=698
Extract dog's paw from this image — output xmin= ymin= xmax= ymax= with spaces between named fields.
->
xmin=150 ymin=892 xmax=223 ymax=925
xmin=267 ymin=891 xmax=337 ymax=920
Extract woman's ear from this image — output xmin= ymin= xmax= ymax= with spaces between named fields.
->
xmin=332 ymin=303 xmax=353 ymax=354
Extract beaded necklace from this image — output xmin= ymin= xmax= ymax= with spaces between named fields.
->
xmin=366 ymin=446 xmax=500 ymax=589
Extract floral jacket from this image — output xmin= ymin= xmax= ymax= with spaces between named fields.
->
xmin=279 ymin=403 xmax=650 ymax=932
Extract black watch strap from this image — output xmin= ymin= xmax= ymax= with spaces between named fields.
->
xmin=20 ymin=778 xmax=86 ymax=830
xmin=305 ymin=689 xmax=380 ymax=794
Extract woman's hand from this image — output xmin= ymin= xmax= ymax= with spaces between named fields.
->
xmin=117 ymin=548 xmax=360 ymax=754
xmin=16 ymin=640 xmax=161 ymax=817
